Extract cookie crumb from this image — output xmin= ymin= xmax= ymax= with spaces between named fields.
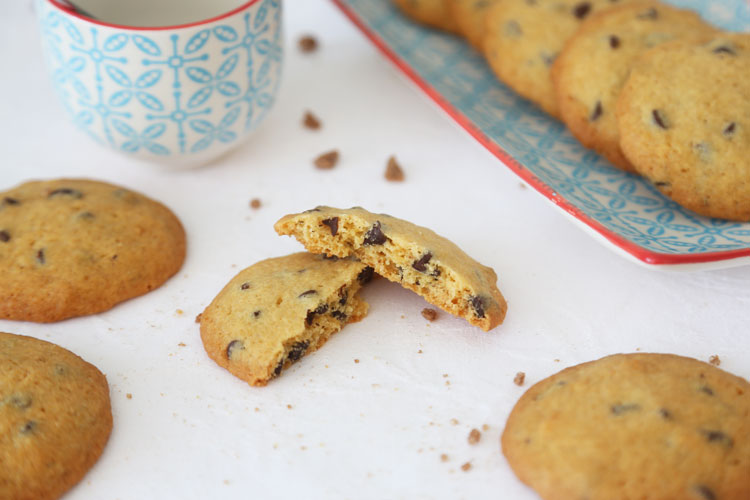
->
xmin=298 ymin=34 xmax=318 ymax=53
xmin=250 ymin=198 xmax=262 ymax=209
xmin=195 ymin=313 xmax=202 ymax=324
xmin=450 ymin=418 xmax=459 ymax=425
xmin=354 ymin=359 xmax=360 ymax=364
xmin=384 ymin=156 xmax=405 ymax=182
xmin=482 ymin=424 xmax=490 ymax=431
xmin=303 ymin=111 xmax=321 ymax=130
xmin=440 ymin=453 xmax=449 ymax=462
xmin=178 ymin=342 xmax=186 ymax=347
xmin=421 ymin=308 xmax=438 ymax=321
xmin=514 ymin=372 xmax=526 ymax=386
xmin=709 ymin=355 xmax=721 ymax=366
xmin=126 ymin=393 xmax=132 ymax=400
xmin=468 ymin=428 xmax=481 ymax=445
xmin=418 ymin=349 xmax=423 ymax=354
xmin=175 ymin=309 xmax=184 ymax=315
xmin=314 ymin=150 xmax=339 ymax=169
xmin=287 ymin=404 xmax=293 ymax=409
xmin=461 ymin=462 xmax=472 ymax=472
xmin=519 ymin=183 xmax=527 ymax=189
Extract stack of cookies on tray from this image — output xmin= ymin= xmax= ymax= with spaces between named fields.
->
xmin=393 ymin=0 xmax=750 ymax=222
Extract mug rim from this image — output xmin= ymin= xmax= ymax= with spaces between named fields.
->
xmin=46 ymin=0 xmax=264 ymax=31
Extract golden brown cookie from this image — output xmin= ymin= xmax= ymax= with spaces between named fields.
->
xmin=483 ymin=0 xmax=635 ymax=117
xmin=393 ymin=0 xmax=460 ymax=33
xmin=617 ymin=34 xmax=750 ymax=220
xmin=552 ymin=1 xmax=715 ymax=171
xmin=274 ymin=206 xmax=507 ymax=331
xmin=502 ymin=353 xmax=750 ymax=500
xmin=448 ymin=0 xmax=500 ymax=49
xmin=0 ymin=332 xmax=112 ymax=500
xmin=0 ymin=179 xmax=186 ymax=322
xmin=200 ymin=252 xmax=372 ymax=386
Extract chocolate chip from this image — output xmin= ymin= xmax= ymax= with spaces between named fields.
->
xmin=469 ymin=296 xmax=486 ymax=319
xmin=358 ymin=266 xmax=374 ymax=284
xmin=541 ymin=52 xmax=558 ymax=67
xmin=659 ymin=408 xmax=672 ymax=419
xmin=253 ymin=310 xmax=261 ymax=318
xmin=10 ymin=394 xmax=32 ymax=409
xmin=693 ymin=485 xmax=717 ymax=500
xmin=226 ymin=340 xmax=245 ymax=360
xmin=700 ymin=385 xmax=714 ymax=396
xmin=48 ymin=188 xmax=83 ymax=199
xmin=0 ymin=230 xmax=9 ymax=242
xmin=431 ymin=268 xmax=441 ymax=278
xmin=322 ymin=217 xmax=339 ymax=236
xmin=241 ymin=282 xmax=251 ymax=290
xmin=338 ymin=287 xmax=348 ymax=305
xmin=303 ymin=111 xmax=321 ymax=130
xmin=2 ymin=197 xmax=19 ymax=206
xmin=20 ymin=421 xmax=36 ymax=434
xmin=572 ymin=2 xmax=591 ymax=19
xmin=298 ymin=34 xmax=318 ymax=53
xmin=652 ymin=109 xmax=668 ymax=129
xmin=637 ymin=7 xmax=658 ymax=19
xmin=331 ymin=310 xmax=347 ymax=320
xmin=412 ymin=252 xmax=432 ymax=272
xmin=504 ymin=20 xmax=522 ymax=37
xmin=654 ymin=181 xmax=671 ymax=188
xmin=590 ymin=101 xmax=603 ymax=121
xmin=609 ymin=35 xmax=620 ymax=49
xmin=611 ymin=403 xmax=641 ymax=415
xmin=273 ymin=360 xmax=283 ymax=376
xmin=314 ymin=150 xmax=339 ymax=169
xmin=305 ymin=304 xmax=329 ymax=325
xmin=77 ymin=211 xmax=95 ymax=220
xmin=36 ymin=249 xmax=45 ymax=265
xmin=54 ymin=364 xmax=68 ymax=376
xmin=723 ymin=122 xmax=736 ymax=136
xmin=702 ymin=429 xmax=733 ymax=447
xmin=298 ymin=290 xmax=317 ymax=298
xmin=713 ymin=45 xmax=736 ymax=56
xmin=286 ymin=341 xmax=309 ymax=362
xmin=363 ymin=221 xmax=386 ymax=245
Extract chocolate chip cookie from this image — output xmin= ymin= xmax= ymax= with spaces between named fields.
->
xmin=0 ymin=179 xmax=186 ymax=322
xmin=502 ymin=353 xmax=750 ymax=500
xmin=0 ymin=332 xmax=112 ymax=500
xmin=199 ymin=252 xmax=373 ymax=386
xmin=483 ymin=0 xmax=634 ymax=117
xmin=448 ymin=0 xmax=500 ymax=49
xmin=393 ymin=0 xmax=459 ymax=33
xmin=274 ymin=206 xmax=507 ymax=331
xmin=552 ymin=1 xmax=714 ymax=171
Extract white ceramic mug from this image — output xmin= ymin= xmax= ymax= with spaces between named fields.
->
xmin=37 ymin=0 xmax=283 ymax=167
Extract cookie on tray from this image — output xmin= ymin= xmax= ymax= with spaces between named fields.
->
xmin=393 ymin=0 xmax=459 ymax=33
xmin=616 ymin=34 xmax=750 ymax=220
xmin=448 ymin=0 xmax=500 ymax=50
xmin=0 ymin=332 xmax=112 ymax=500
xmin=483 ymin=0 xmax=635 ymax=117
xmin=199 ymin=252 xmax=373 ymax=386
xmin=502 ymin=352 xmax=750 ymax=500
xmin=552 ymin=1 xmax=715 ymax=171
xmin=0 ymin=179 xmax=186 ymax=322
xmin=274 ymin=206 xmax=507 ymax=331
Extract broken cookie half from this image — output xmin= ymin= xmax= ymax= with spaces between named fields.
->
xmin=199 ymin=252 xmax=373 ymax=386
xmin=274 ymin=206 xmax=507 ymax=331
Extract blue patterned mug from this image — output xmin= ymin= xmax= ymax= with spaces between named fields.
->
xmin=37 ymin=0 xmax=283 ymax=167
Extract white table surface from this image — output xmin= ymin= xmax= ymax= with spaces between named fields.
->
xmin=2 ymin=1 xmax=750 ymax=499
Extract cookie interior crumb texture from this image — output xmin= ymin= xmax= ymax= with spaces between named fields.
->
xmin=0 ymin=332 xmax=112 ymax=500
xmin=199 ymin=253 xmax=373 ymax=386
xmin=274 ymin=206 xmax=507 ymax=331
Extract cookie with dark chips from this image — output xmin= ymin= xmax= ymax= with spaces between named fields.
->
xmin=0 ymin=179 xmax=186 ymax=322
xmin=199 ymin=252 xmax=372 ymax=386
xmin=393 ymin=0 xmax=460 ymax=33
xmin=275 ymin=206 xmax=507 ymax=331
xmin=0 ymin=332 xmax=112 ymax=500
xmin=502 ymin=353 xmax=750 ymax=500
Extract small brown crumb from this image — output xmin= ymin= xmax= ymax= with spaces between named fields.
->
xmin=450 ymin=418 xmax=459 ymax=425
xmin=287 ymin=404 xmax=293 ymax=409
xmin=440 ymin=454 xmax=449 ymax=462
xmin=421 ymin=308 xmax=438 ymax=321
xmin=519 ymin=183 xmax=527 ymax=189
xmin=418 ymin=349 xmax=423 ymax=354
xmin=468 ymin=428 xmax=481 ymax=445
xmin=482 ymin=424 xmax=490 ymax=432
xmin=175 ymin=309 xmax=184 ymax=315
xmin=709 ymin=355 xmax=721 ymax=366
xmin=303 ymin=111 xmax=321 ymax=130
xmin=250 ymin=198 xmax=261 ymax=209
xmin=178 ymin=342 xmax=186 ymax=347
xmin=514 ymin=372 xmax=526 ymax=386
xmin=384 ymin=156 xmax=405 ymax=182
xmin=126 ymin=393 xmax=132 ymax=400
xmin=314 ymin=150 xmax=339 ymax=169
xmin=195 ymin=313 xmax=202 ymax=324
xmin=298 ymin=34 xmax=318 ymax=53
xmin=461 ymin=462 xmax=472 ymax=472
xmin=354 ymin=359 xmax=360 ymax=364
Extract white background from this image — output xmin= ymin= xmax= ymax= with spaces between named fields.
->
xmin=2 ymin=1 xmax=750 ymax=499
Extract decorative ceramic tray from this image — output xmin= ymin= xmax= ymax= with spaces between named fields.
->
xmin=332 ymin=0 xmax=750 ymax=269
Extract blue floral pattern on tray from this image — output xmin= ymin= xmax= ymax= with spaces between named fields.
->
xmin=37 ymin=0 xmax=282 ymax=162
xmin=336 ymin=0 xmax=750 ymax=262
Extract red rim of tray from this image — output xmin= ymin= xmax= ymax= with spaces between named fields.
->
xmin=47 ymin=0 xmax=262 ymax=31
xmin=330 ymin=0 xmax=750 ymax=266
